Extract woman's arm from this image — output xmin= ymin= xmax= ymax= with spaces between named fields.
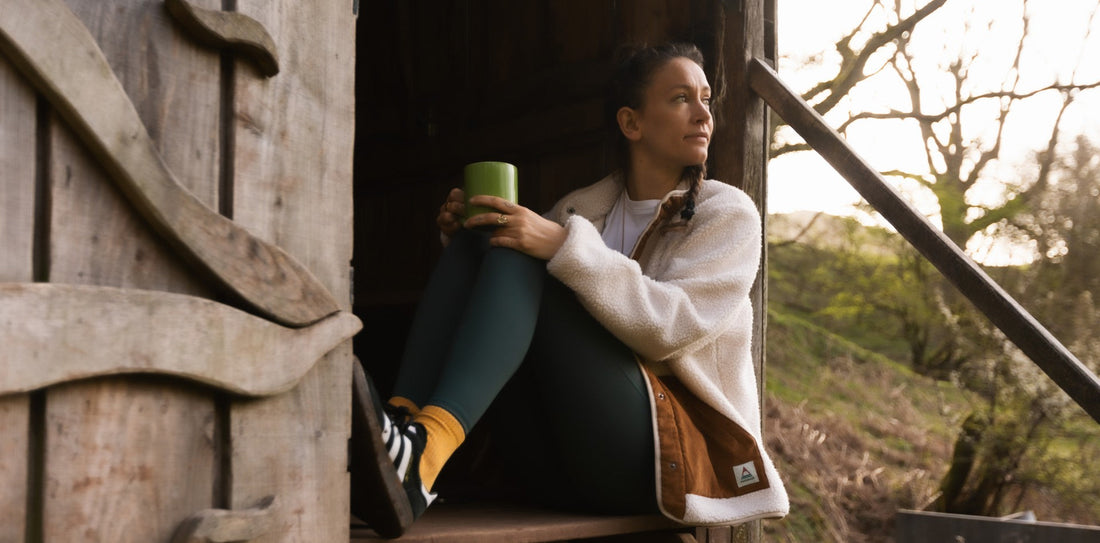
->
xmin=548 ymin=185 xmax=761 ymax=362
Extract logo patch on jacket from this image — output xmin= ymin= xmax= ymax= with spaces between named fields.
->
xmin=733 ymin=461 xmax=760 ymax=488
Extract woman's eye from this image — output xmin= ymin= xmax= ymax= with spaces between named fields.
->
xmin=674 ymin=94 xmax=688 ymax=103
xmin=702 ymin=97 xmax=712 ymax=106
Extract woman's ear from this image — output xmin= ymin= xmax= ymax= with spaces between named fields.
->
xmin=616 ymin=106 xmax=642 ymax=142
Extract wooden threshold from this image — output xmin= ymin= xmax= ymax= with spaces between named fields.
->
xmin=350 ymin=502 xmax=688 ymax=543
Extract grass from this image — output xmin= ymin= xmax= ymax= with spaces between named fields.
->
xmin=763 ymin=215 xmax=1100 ymax=539
xmin=762 ymin=307 xmax=973 ymax=542
xmin=762 ymin=305 xmax=1100 ymax=541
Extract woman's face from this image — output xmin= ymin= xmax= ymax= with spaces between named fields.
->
xmin=628 ymin=57 xmax=713 ymax=172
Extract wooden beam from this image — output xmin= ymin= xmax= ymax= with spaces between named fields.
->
xmin=706 ymin=1 xmax=769 ymax=541
xmin=165 ymin=0 xmax=280 ymax=77
xmin=0 ymin=283 xmax=360 ymax=397
xmin=350 ymin=503 xmax=684 ymax=543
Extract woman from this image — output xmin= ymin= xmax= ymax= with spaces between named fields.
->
xmin=353 ymin=42 xmax=788 ymax=537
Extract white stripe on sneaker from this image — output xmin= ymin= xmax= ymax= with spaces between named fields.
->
xmin=393 ymin=434 xmax=412 ymax=481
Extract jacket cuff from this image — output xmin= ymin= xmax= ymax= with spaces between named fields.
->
xmin=547 ymin=215 xmax=605 ymax=280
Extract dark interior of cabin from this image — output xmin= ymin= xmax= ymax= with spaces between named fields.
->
xmin=350 ymin=0 xmax=770 ymax=508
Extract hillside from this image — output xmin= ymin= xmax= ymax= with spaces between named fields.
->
xmin=761 ymin=308 xmax=971 ymax=542
xmin=762 ymin=212 xmax=1100 ymax=541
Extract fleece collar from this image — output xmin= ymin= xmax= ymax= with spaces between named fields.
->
xmin=560 ymin=173 xmax=693 ymax=231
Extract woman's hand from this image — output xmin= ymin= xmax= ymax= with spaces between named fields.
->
xmin=436 ymin=188 xmax=466 ymax=240
xmin=465 ymin=195 xmax=567 ymax=260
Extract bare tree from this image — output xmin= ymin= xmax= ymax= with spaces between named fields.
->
xmin=775 ymin=0 xmax=1100 ymax=248
xmin=773 ymin=0 xmax=1100 ymax=519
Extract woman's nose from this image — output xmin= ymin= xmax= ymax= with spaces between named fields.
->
xmin=694 ymin=100 xmax=712 ymax=124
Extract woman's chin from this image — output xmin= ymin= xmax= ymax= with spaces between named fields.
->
xmin=685 ymin=153 xmax=708 ymax=167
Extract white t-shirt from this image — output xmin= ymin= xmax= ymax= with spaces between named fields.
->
xmin=602 ymin=191 xmax=661 ymax=256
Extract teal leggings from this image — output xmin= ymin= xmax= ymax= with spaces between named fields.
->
xmin=391 ymin=229 xmax=658 ymax=514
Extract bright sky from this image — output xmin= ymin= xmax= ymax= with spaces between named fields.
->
xmin=770 ymin=0 xmax=1100 ymax=263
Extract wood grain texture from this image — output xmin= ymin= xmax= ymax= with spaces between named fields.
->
xmin=165 ymin=0 xmax=280 ymax=77
xmin=349 ymin=503 xmax=682 ymax=543
xmin=0 ymin=0 xmax=340 ymax=327
xmin=40 ymin=1 xmax=221 ymax=541
xmin=0 ymin=283 xmax=361 ymax=397
xmin=171 ymin=495 xmax=279 ymax=543
xmin=44 ymin=378 xmax=218 ymax=542
xmin=709 ymin=2 xmax=768 ymax=541
xmin=0 ymin=56 xmax=37 ymax=281
xmin=0 ymin=396 xmax=29 ymax=542
xmin=229 ymin=0 xmax=356 ymax=540
xmin=0 ymin=36 xmax=39 ymax=543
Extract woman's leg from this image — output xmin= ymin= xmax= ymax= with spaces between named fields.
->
xmin=387 ymin=230 xmax=546 ymax=495
xmin=358 ymin=229 xmax=547 ymax=531
xmin=390 ymin=230 xmax=488 ymax=408
xmin=424 ymin=243 xmax=545 ymax=431
xmin=509 ymin=277 xmax=659 ymax=515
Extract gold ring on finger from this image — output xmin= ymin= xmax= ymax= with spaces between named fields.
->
xmin=497 ymin=214 xmax=509 ymax=225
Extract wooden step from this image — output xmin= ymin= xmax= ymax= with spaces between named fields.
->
xmin=349 ymin=502 xmax=691 ymax=543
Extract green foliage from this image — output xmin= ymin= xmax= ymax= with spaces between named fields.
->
xmin=769 ymin=217 xmax=968 ymax=376
xmin=764 ymin=305 xmax=972 ymax=542
xmin=765 ymin=214 xmax=1100 ymax=539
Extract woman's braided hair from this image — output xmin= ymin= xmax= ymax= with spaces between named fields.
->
xmin=605 ymin=42 xmax=708 ymax=220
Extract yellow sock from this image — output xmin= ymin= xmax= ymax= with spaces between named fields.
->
xmin=413 ymin=405 xmax=465 ymax=491
xmin=388 ymin=396 xmax=421 ymax=416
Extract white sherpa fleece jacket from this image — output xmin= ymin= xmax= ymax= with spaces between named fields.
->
xmin=545 ymin=174 xmax=789 ymax=526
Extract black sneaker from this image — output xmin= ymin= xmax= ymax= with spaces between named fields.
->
xmin=350 ymin=360 xmax=413 ymax=538
xmin=389 ymin=419 xmax=437 ymax=521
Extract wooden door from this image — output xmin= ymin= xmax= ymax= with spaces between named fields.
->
xmin=353 ymin=0 xmax=726 ymax=386
xmin=352 ymin=1 xmax=773 ymax=541
xmin=0 ymin=1 xmax=357 ymax=541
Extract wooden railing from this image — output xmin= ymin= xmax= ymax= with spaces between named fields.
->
xmin=747 ymin=58 xmax=1100 ymax=425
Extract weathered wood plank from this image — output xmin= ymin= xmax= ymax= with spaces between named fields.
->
xmin=0 ymin=0 xmax=340 ymax=327
xmin=44 ymin=378 xmax=218 ymax=541
xmin=171 ymin=495 xmax=279 ymax=543
xmin=229 ymin=0 xmax=356 ymax=540
xmin=349 ymin=503 xmax=683 ymax=543
xmin=0 ymin=283 xmax=360 ymax=397
xmin=0 ymin=396 xmax=29 ymax=542
xmin=0 ymin=55 xmax=37 ymax=281
xmin=41 ymin=1 xmax=222 ymax=541
xmin=896 ymin=510 xmax=1100 ymax=542
xmin=165 ymin=0 xmax=280 ymax=77
xmin=0 ymin=32 xmax=39 ymax=543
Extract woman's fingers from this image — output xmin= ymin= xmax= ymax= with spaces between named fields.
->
xmin=437 ymin=188 xmax=466 ymax=236
xmin=462 ymin=211 xmax=512 ymax=230
xmin=467 ymin=194 xmax=517 ymax=212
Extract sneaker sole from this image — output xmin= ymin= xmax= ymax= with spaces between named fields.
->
xmin=350 ymin=358 xmax=414 ymax=538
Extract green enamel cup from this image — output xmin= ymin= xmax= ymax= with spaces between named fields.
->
xmin=463 ymin=161 xmax=518 ymax=220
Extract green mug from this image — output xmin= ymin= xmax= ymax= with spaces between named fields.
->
xmin=464 ymin=161 xmax=518 ymax=221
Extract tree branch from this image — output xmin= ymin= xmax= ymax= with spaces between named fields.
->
xmin=798 ymin=0 xmax=949 ymax=116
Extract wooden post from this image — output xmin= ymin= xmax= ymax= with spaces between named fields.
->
xmin=0 ymin=55 xmax=36 ymax=543
xmin=228 ymin=1 xmax=356 ymax=541
xmin=705 ymin=0 xmax=772 ymax=541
